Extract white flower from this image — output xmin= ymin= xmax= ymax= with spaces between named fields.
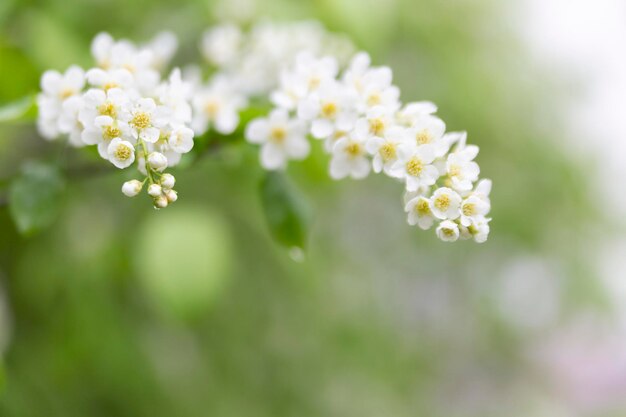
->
xmin=119 ymin=98 xmax=169 ymax=143
xmin=148 ymin=183 xmax=162 ymax=197
xmin=460 ymin=195 xmax=490 ymax=227
xmin=430 ymin=187 xmax=462 ymax=220
xmin=160 ymin=173 xmax=176 ymax=189
xmin=57 ymin=96 xmax=85 ymax=147
xmin=107 ymin=138 xmax=135 ymax=168
xmin=473 ymin=178 xmax=492 ymax=203
xmin=396 ymin=101 xmax=438 ymax=126
xmin=297 ymin=80 xmax=357 ymax=139
xmin=469 ymin=217 xmax=491 ymax=243
xmin=405 ymin=196 xmax=436 ymax=230
xmin=37 ymin=66 xmax=85 ymax=139
xmin=329 ymin=122 xmax=371 ymax=180
xmin=81 ymin=115 xmax=131 ymax=158
xmin=145 ymin=31 xmax=178 ymax=71
xmin=122 ymin=180 xmax=143 ymax=197
xmin=342 ymin=52 xmax=372 ymax=94
xmin=389 ymin=144 xmax=439 ymax=192
xmin=147 ymin=152 xmax=168 ymax=171
xmin=85 ymin=68 xmax=134 ymax=92
xmin=246 ymin=109 xmax=310 ymax=170
xmin=271 ymin=52 xmax=338 ymax=110
xmin=156 ymin=69 xmax=193 ymax=125
xmin=78 ymin=87 xmax=130 ymax=128
xmin=446 ymin=144 xmax=480 ymax=192
xmin=362 ymin=105 xmax=396 ymax=140
xmin=366 ymin=125 xmax=409 ymax=175
xmin=191 ymin=76 xmax=246 ymax=135
xmin=436 ymin=220 xmax=460 ymax=242
xmin=407 ymin=114 xmax=449 ymax=157
xmin=168 ymin=126 xmax=194 ymax=154
xmin=354 ymin=65 xmax=400 ymax=113
xmin=201 ymin=24 xmax=242 ymax=66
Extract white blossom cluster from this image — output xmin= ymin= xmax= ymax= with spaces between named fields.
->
xmin=201 ymin=21 xmax=354 ymax=96
xmin=37 ymin=32 xmax=193 ymax=208
xmin=245 ymin=51 xmax=492 ymax=243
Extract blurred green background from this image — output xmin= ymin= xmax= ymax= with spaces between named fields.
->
xmin=0 ymin=0 xmax=623 ymax=416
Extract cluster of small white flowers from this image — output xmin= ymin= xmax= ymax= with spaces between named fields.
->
xmin=201 ymin=21 xmax=354 ymax=97
xmin=37 ymin=32 xmax=193 ymax=208
xmin=245 ymin=51 xmax=492 ymax=243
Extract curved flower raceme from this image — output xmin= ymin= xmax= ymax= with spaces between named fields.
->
xmin=37 ymin=22 xmax=491 ymax=242
xmin=245 ymin=49 xmax=492 ymax=243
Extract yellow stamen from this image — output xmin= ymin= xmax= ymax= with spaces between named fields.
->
xmin=270 ymin=127 xmax=287 ymax=143
xmin=345 ymin=142 xmax=362 ymax=157
xmin=462 ymin=203 xmax=476 ymax=217
xmin=103 ymin=125 xmax=121 ymax=140
xmin=114 ymin=145 xmax=132 ymax=161
xmin=406 ymin=157 xmax=423 ymax=176
xmin=98 ymin=102 xmax=116 ymax=118
xmin=369 ymin=118 xmax=385 ymax=136
xmin=380 ymin=143 xmax=396 ymax=161
xmin=416 ymin=130 xmax=432 ymax=145
xmin=321 ymin=102 xmax=338 ymax=119
xmin=131 ymin=112 xmax=151 ymax=130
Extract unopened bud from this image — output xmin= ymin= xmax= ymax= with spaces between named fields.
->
xmin=121 ymin=180 xmax=142 ymax=197
xmin=147 ymin=152 xmax=168 ymax=172
xmin=148 ymin=183 xmax=162 ymax=197
xmin=164 ymin=189 xmax=178 ymax=203
xmin=160 ymin=173 xmax=176 ymax=189
xmin=154 ymin=195 xmax=168 ymax=209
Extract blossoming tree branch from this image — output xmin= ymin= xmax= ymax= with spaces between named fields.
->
xmin=3 ymin=22 xmax=492 ymax=244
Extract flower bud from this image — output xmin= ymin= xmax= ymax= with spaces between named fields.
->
xmin=164 ymin=189 xmax=178 ymax=203
xmin=148 ymin=183 xmax=162 ymax=197
xmin=154 ymin=195 xmax=168 ymax=209
xmin=147 ymin=152 xmax=168 ymax=172
xmin=121 ymin=180 xmax=142 ymax=197
xmin=160 ymin=173 xmax=176 ymax=189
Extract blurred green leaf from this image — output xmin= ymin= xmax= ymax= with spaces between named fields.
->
xmin=0 ymin=95 xmax=36 ymax=124
xmin=135 ymin=206 xmax=233 ymax=320
xmin=8 ymin=162 xmax=65 ymax=236
xmin=260 ymin=171 xmax=310 ymax=250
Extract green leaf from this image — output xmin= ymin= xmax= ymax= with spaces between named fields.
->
xmin=0 ymin=95 xmax=36 ymax=124
xmin=8 ymin=162 xmax=65 ymax=236
xmin=260 ymin=171 xmax=311 ymax=250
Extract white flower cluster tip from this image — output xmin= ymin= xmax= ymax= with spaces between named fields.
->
xmin=37 ymin=32 xmax=192 ymax=208
xmin=245 ymin=51 xmax=492 ymax=243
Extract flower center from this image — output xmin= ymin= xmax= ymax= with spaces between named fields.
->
xmin=308 ymin=76 xmax=321 ymax=90
xmin=406 ymin=157 xmax=423 ymax=176
xmin=205 ymin=101 xmax=220 ymax=117
xmin=345 ymin=142 xmax=362 ymax=157
xmin=442 ymin=227 xmax=456 ymax=238
xmin=321 ymin=102 xmax=338 ymax=119
xmin=270 ymin=127 xmax=287 ymax=143
xmin=380 ymin=142 xmax=396 ymax=161
xmin=103 ymin=125 xmax=121 ymax=140
xmin=416 ymin=199 xmax=431 ymax=216
xmin=369 ymin=118 xmax=385 ymax=136
xmin=434 ymin=194 xmax=450 ymax=211
xmin=131 ymin=112 xmax=151 ymax=130
xmin=449 ymin=165 xmax=461 ymax=178
xmin=59 ymin=88 xmax=75 ymax=99
xmin=98 ymin=102 xmax=117 ymax=118
xmin=416 ymin=130 xmax=432 ymax=145
xmin=103 ymin=82 xmax=118 ymax=91
xmin=115 ymin=144 xmax=132 ymax=161
xmin=367 ymin=93 xmax=381 ymax=107
xmin=462 ymin=203 xmax=476 ymax=217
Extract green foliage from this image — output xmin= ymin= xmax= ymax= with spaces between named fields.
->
xmin=260 ymin=171 xmax=311 ymax=250
xmin=0 ymin=95 xmax=36 ymax=124
xmin=134 ymin=206 xmax=234 ymax=320
xmin=8 ymin=161 xmax=65 ymax=236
